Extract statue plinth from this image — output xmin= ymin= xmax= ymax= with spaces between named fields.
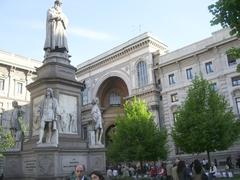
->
xmin=36 ymin=52 xmax=77 ymax=82
xmin=43 ymin=51 xmax=71 ymax=65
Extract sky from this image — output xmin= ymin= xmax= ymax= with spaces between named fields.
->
xmin=0 ymin=0 xmax=221 ymax=67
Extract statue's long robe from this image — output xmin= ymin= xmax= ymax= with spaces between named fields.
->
xmin=44 ymin=7 xmax=69 ymax=52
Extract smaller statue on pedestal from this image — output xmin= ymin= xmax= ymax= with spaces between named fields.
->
xmin=10 ymin=101 xmax=23 ymax=150
xmin=37 ymin=88 xmax=59 ymax=145
xmin=91 ymin=98 xmax=103 ymax=146
xmin=44 ymin=0 xmax=68 ymax=54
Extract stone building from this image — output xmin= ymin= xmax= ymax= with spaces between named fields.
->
xmin=0 ymin=50 xmax=42 ymax=131
xmin=76 ymin=33 xmax=168 ymax=145
xmin=77 ymin=28 xmax=240 ymax=159
xmin=154 ymin=28 xmax=240 ymax=159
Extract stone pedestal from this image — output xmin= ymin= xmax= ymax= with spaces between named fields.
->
xmin=4 ymin=139 xmax=106 ymax=180
xmin=3 ymin=53 xmax=106 ymax=179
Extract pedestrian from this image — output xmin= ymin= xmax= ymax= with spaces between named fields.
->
xmin=209 ymin=162 xmax=217 ymax=180
xmin=69 ymin=164 xmax=88 ymax=180
xmin=177 ymin=160 xmax=190 ymax=180
xmin=192 ymin=159 xmax=206 ymax=180
xmin=90 ymin=171 xmax=105 ymax=180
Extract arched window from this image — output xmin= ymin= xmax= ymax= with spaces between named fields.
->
xmin=137 ymin=61 xmax=148 ymax=87
xmin=109 ymin=91 xmax=121 ymax=106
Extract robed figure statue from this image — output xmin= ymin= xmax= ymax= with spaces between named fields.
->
xmin=44 ymin=0 xmax=68 ymax=53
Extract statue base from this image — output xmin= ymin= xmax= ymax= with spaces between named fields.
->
xmin=36 ymin=143 xmax=58 ymax=148
xmin=89 ymin=144 xmax=105 ymax=149
xmin=4 ymin=137 xmax=106 ymax=180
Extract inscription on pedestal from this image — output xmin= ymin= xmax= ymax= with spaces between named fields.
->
xmin=61 ymin=156 xmax=87 ymax=173
xmin=23 ymin=158 xmax=37 ymax=175
xmin=38 ymin=155 xmax=54 ymax=176
xmin=89 ymin=155 xmax=105 ymax=171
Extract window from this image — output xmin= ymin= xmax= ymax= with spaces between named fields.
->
xmin=171 ymin=93 xmax=178 ymax=102
xmin=109 ymin=91 xmax=121 ymax=106
xmin=0 ymin=79 xmax=4 ymax=91
xmin=137 ymin=61 xmax=148 ymax=87
xmin=227 ymin=54 xmax=237 ymax=66
xmin=232 ymin=76 xmax=240 ymax=86
xmin=168 ymin=74 xmax=176 ymax=85
xmin=82 ymin=126 xmax=88 ymax=140
xmin=16 ymin=82 xmax=23 ymax=94
xmin=173 ymin=112 xmax=178 ymax=123
xmin=210 ymin=83 xmax=217 ymax=91
xmin=186 ymin=68 xmax=193 ymax=80
xmin=236 ymin=97 xmax=240 ymax=115
xmin=205 ymin=62 xmax=213 ymax=74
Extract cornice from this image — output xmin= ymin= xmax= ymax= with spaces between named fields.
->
xmin=154 ymin=36 xmax=239 ymax=70
xmin=0 ymin=50 xmax=42 ymax=72
xmin=76 ymin=37 xmax=167 ymax=76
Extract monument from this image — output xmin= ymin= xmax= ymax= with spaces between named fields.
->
xmin=3 ymin=1 xmax=106 ymax=179
xmin=9 ymin=101 xmax=24 ymax=151
xmin=90 ymin=98 xmax=104 ymax=147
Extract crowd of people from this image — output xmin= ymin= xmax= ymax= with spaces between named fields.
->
xmin=106 ymin=156 xmax=240 ymax=180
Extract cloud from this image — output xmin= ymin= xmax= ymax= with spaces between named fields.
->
xmin=69 ymin=27 xmax=115 ymax=41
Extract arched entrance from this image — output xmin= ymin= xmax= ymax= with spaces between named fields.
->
xmin=96 ymin=76 xmax=129 ymax=145
xmin=105 ymin=125 xmax=115 ymax=146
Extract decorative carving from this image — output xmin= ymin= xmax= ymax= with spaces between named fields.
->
xmin=58 ymin=94 xmax=77 ymax=134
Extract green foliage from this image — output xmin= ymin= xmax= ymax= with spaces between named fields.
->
xmin=227 ymin=47 xmax=240 ymax=59
xmin=209 ymin=0 xmax=240 ymax=37
xmin=227 ymin=47 xmax=240 ymax=73
xmin=209 ymin=0 xmax=240 ymax=65
xmin=107 ymin=97 xmax=168 ymax=163
xmin=0 ymin=126 xmax=15 ymax=156
xmin=172 ymin=76 xmax=240 ymax=156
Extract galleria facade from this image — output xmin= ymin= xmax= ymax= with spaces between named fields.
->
xmin=0 ymin=28 xmax=240 ymax=160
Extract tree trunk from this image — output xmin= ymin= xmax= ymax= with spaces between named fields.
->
xmin=207 ymin=150 xmax=211 ymax=169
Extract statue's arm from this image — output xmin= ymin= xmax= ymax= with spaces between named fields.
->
xmin=48 ymin=8 xmax=61 ymax=21
xmin=60 ymin=13 xmax=68 ymax=29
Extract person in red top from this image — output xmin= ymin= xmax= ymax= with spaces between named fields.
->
xmin=150 ymin=166 xmax=158 ymax=177
xmin=159 ymin=163 xmax=167 ymax=179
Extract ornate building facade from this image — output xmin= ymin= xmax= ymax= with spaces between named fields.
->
xmin=76 ymin=33 xmax=168 ymax=145
xmin=77 ymin=28 xmax=240 ymax=160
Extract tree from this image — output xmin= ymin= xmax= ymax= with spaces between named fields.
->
xmin=107 ymin=97 xmax=168 ymax=170
xmin=0 ymin=126 xmax=14 ymax=157
xmin=208 ymin=0 xmax=240 ymax=71
xmin=172 ymin=76 xmax=240 ymax=164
